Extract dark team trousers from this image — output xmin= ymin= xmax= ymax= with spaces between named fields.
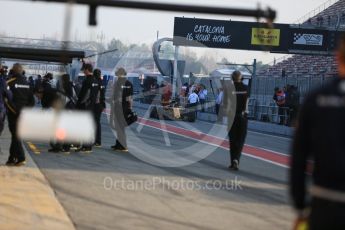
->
xmin=114 ymin=105 xmax=128 ymax=149
xmin=309 ymin=198 xmax=345 ymax=230
xmin=94 ymin=104 xmax=104 ymax=144
xmin=199 ymin=99 xmax=205 ymax=112
xmin=215 ymin=104 xmax=220 ymax=115
xmin=78 ymin=106 xmax=95 ymax=149
xmin=216 ymin=104 xmax=223 ymax=122
xmin=278 ymin=106 xmax=285 ymax=125
xmin=8 ymin=113 xmax=25 ymax=161
xmin=187 ymin=102 xmax=198 ymax=118
xmin=229 ymin=114 xmax=248 ymax=163
xmin=50 ymin=141 xmax=71 ymax=151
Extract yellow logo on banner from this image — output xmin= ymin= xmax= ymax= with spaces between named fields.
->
xmin=251 ymin=28 xmax=280 ymax=46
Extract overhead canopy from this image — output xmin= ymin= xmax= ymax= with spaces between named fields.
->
xmin=14 ymin=0 xmax=276 ymax=23
xmin=0 ymin=46 xmax=85 ymax=63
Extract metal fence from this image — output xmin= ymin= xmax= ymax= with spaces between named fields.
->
xmin=131 ymin=74 xmax=336 ymax=125
xmin=247 ymin=74 xmax=335 ymax=125
xmin=294 ymin=0 xmax=339 ymax=25
xmin=250 ymin=75 xmax=335 ymax=104
xmin=247 ymin=100 xmax=292 ymax=125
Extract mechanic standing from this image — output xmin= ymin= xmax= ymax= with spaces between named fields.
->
xmin=93 ymin=68 xmax=105 ymax=147
xmin=5 ymin=63 xmax=34 ymax=166
xmin=111 ymin=67 xmax=133 ymax=152
xmin=228 ymin=70 xmax=248 ymax=171
xmin=290 ymin=35 xmax=345 ymax=230
xmin=76 ymin=63 xmax=99 ymax=153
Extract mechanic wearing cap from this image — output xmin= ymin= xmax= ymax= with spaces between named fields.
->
xmin=5 ymin=63 xmax=35 ymax=166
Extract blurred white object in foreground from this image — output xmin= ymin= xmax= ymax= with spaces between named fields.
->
xmin=18 ymin=108 xmax=95 ymax=143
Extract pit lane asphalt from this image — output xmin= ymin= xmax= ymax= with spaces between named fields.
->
xmin=27 ymin=112 xmax=294 ymax=230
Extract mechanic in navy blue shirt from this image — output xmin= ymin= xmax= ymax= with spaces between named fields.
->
xmin=291 ymin=34 xmax=345 ymax=230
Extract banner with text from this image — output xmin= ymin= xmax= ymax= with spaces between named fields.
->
xmin=173 ymin=17 xmax=341 ymax=55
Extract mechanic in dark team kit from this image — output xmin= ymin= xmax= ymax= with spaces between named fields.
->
xmin=93 ymin=68 xmax=106 ymax=147
xmin=228 ymin=70 xmax=249 ymax=171
xmin=76 ymin=63 xmax=100 ymax=153
xmin=290 ymin=34 xmax=345 ymax=230
xmin=5 ymin=63 xmax=35 ymax=166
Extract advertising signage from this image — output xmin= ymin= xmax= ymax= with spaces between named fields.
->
xmin=173 ymin=17 xmax=340 ymax=55
xmin=287 ymin=28 xmax=329 ymax=53
xmin=251 ymin=28 xmax=281 ymax=46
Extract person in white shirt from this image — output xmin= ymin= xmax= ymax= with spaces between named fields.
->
xmin=187 ymin=90 xmax=199 ymax=120
xmin=198 ymin=85 xmax=208 ymax=112
xmin=188 ymin=90 xmax=199 ymax=104
xmin=215 ymin=88 xmax=223 ymax=117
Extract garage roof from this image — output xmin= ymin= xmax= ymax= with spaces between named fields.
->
xmin=0 ymin=46 xmax=85 ymax=63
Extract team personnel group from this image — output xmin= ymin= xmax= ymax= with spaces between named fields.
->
xmin=0 ymin=62 xmax=248 ymax=170
xmin=0 ymin=63 xmax=134 ymax=165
